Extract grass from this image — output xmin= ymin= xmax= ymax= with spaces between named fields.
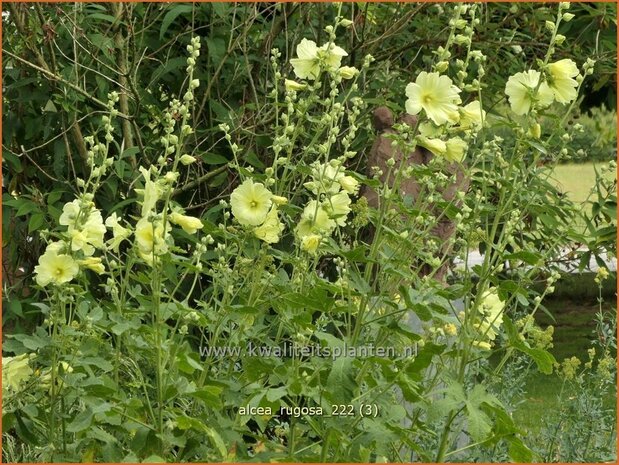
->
xmin=550 ymin=162 xmax=612 ymax=205
xmin=511 ymin=298 xmax=616 ymax=435
xmin=548 ymin=161 xmax=613 ymax=234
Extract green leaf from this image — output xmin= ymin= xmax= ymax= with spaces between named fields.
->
xmin=88 ymin=13 xmax=119 ymax=24
xmin=67 ymin=408 xmax=94 ymax=433
xmin=206 ymin=37 xmax=226 ymax=64
xmin=465 ymin=385 xmax=500 ymax=442
xmin=43 ymin=100 xmax=57 ymax=113
xmin=266 ymin=386 xmax=288 ymax=402
xmin=28 ymin=213 xmax=45 ymax=233
xmin=177 ymin=352 xmax=204 ymax=374
xmin=201 ymin=153 xmax=229 ymax=165
xmin=14 ymin=200 xmax=39 ymax=217
xmin=191 ymin=386 xmax=223 ymax=409
xmin=508 ymin=437 xmax=533 ymax=462
xmin=325 ymin=356 xmax=356 ymax=404
xmin=211 ymin=2 xmax=228 ymax=18
xmin=142 ymin=455 xmax=166 ymax=463
xmin=7 ymin=299 xmax=23 ymax=318
xmin=160 ymin=5 xmax=193 ymax=39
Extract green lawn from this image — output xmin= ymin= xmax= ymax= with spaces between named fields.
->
xmin=512 ymin=298 xmax=616 ymax=435
xmin=551 ymin=162 xmax=612 ymax=204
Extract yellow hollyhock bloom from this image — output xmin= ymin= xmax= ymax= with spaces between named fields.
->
xmin=477 ymin=288 xmax=505 ymax=340
xmin=2 ymin=353 xmax=33 ymax=395
xmin=34 ymin=246 xmax=79 ymax=287
xmin=505 ymin=70 xmax=554 ymax=115
xmin=416 ymin=136 xmax=447 ymax=156
xmin=338 ymin=176 xmax=359 ymax=195
xmin=253 ymin=207 xmax=284 ymax=244
xmin=284 ymin=80 xmax=307 ymax=92
xmin=324 ymin=192 xmax=351 ymax=227
xmin=58 ymin=199 xmax=105 ymax=256
xmin=300 ymin=234 xmax=322 ymax=254
xmin=405 ymin=72 xmax=461 ymax=125
xmin=338 ymin=66 xmax=358 ymax=79
xmin=60 ymin=199 xmax=105 ymax=255
xmin=105 ymin=212 xmax=132 ymax=252
xmin=445 ymin=137 xmax=468 ymax=163
xmin=169 ymin=212 xmax=204 ymax=234
xmin=272 ymin=195 xmax=288 ymax=206
xmin=472 ymin=340 xmax=492 ymax=350
xmin=547 ymin=59 xmax=579 ymax=104
xmin=459 ymin=100 xmax=486 ymax=130
xmin=59 ymin=199 xmax=81 ymax=228
xmin=78 ymin=257 xmax=105 ymax=274
xmin=69 ymin=229 xmax=94 ymax=256
xmin=230 ymin=179 xmax=273 ymax=226
xmin=304 ymin=162 xmax=344 ymax=195
xmin=290 ymin=39 xmax=348 ymax=80
xmin=137 ymin=166 xmax=163 ymax=217
xmin=296 ymin=200 xmax=336 ymax=237
xmin=82 ymin=210 xmax=106 ymax=250
xmin=135 ymin=216 xmax=170 ymax=258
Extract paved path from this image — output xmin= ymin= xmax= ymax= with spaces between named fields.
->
xmin=455 ymin=249 xmax=617 ymax=273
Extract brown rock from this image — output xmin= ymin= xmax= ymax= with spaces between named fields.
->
xmin=361 ymin=107 xmax=469 ymax=282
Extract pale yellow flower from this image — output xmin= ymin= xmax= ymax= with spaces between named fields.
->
xmin=290 ymin=39 xmax=348 ymax=80
xmin=105 ymin=213 xmax=132 ymax=252
xmin=477 ymin=288 xmax=505 ymax=340
xmin=459 ymin=100 xmax=486 ymax=130
xmin=60 ymin=199 xmax=105 ymax=255
xmin=416 ymin=136 xmax=446 ymax=156
xmin=505 ymin=70 xmax=554 ymax=115
xmin=284 ymin=80 xmax=307 ymax=92
xmin=418 ymin=122 xmax=442 ymax=138
xmin=300 ymin=234 xmax=322 ymax=254
xmin=304 ymin=162 xmax=344 ymax=195
xmin=324 ymin=192 xmax=351 ymax=227
xmin=253 ymin=207 xmax=284 ymax=244
xmin=272 ymin=195 xmax=288 ymax=206
xmin=59 ymin=200 xmax=81 ymax=228
xmin=472 ymin=340 xmax=492 ymax=350
xmin=339 ymin=66 xmax=359 ymax=79
xmin=444 ymin=323 xmax=458 ymax=336
xmin=2 ymin=354 xmax=33 ymax=396
xmin=78 ymin=257 xmax=105 ymax=274
xmin=135 ymin=216 xmax=170 ymax=258
xmin=169 ymin=212 xmax=204 ymax=234
xmin=338 ymin=176 xmax=359 ymax=195
xmin=69 ymin=229 xmax=94 ymax=256
xmin=405 ymin=72 xmax=461 ymax=125
xmin=82 ymin=210 xmax=106 ymax=251
xmin=547 ymin=59 xmax=579 ymax=104
xmin=230 ymin=179 xmax=273 ymax=226
xmin=34 ymin=246 xmax=79 ymax=287
xmin=137 ymin=166 xmax=163 ymax=217
xmin=445 ymin=137 xmax=468 ymax=163
xmin=296 ymin=200 xmax=336 ymax=237
xmin=529 ymin=123 xmax=542 ymax=139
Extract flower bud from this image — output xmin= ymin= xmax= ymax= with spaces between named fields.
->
xmin=562 ymin=12 xmax=575 ymax=22
xmin=338 ymin=66 xmax=358 ymax=80
xmin=285 ymin=79 xmax=307 ymax=91
xmin=545 ymin=20 xmax=556 ymax=32
xmin=434 ymin=61 xmax=449 ymax=73
xmin=179 ymin=154 xmax=196 ymax=165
